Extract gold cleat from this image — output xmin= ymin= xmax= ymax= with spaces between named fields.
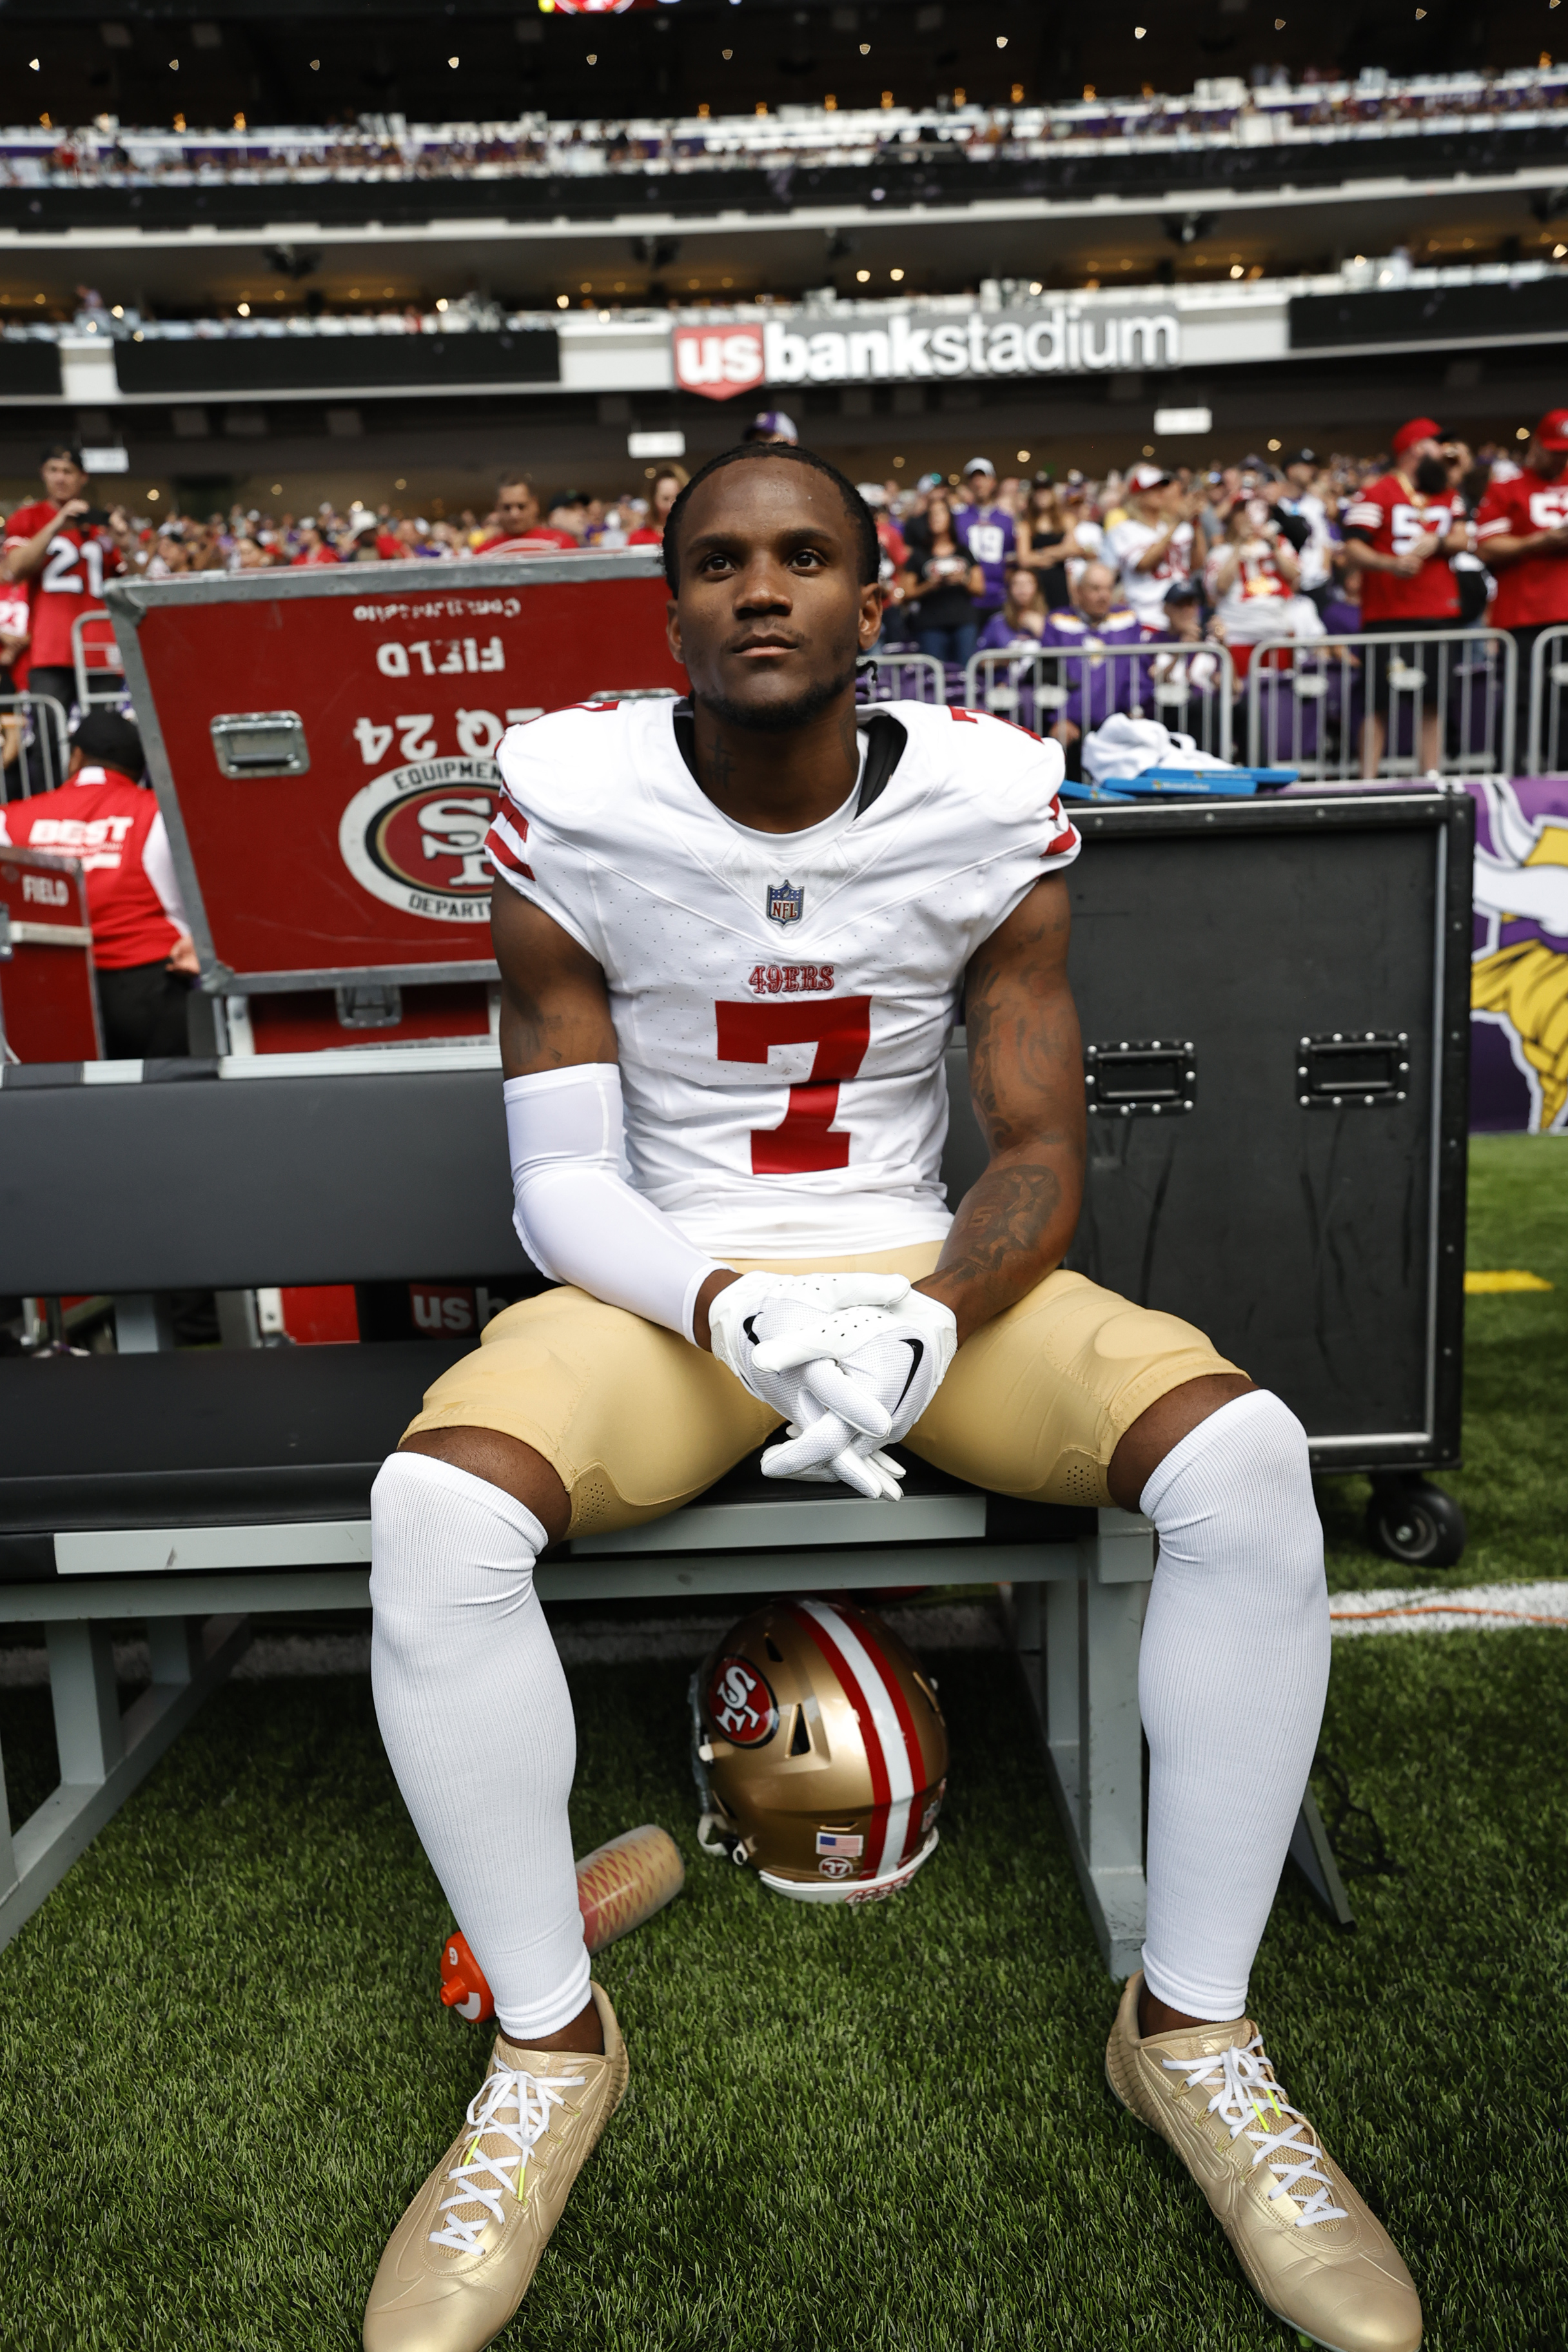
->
xmin=1106 ymin=1973 xmax=1422 ymax=2352
xmin=364 ymin=1982 xmax=629 ymax=2352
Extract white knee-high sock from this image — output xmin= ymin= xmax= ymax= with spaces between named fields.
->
xmin=369 ymin=1451 xmax=591 ymax=2041
xmin=1137 ymin=1389 xmax=1330 ymax=2021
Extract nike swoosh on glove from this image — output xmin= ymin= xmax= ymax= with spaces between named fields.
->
xmin=706 ymin=1271 xmax=912 ymax=1431
xmin=741 ymin=1295 xmax=910 ymax=1501
xmin=753 ymin=1289 xmax=959 ymax=1502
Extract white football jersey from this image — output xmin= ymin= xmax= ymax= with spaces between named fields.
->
xmin=487 ymin=697 xmax=1077 ymax=1257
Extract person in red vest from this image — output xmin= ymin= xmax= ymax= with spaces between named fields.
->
xmin=1474 ymin=408 xmax=1568 ymax=767
xmin=1342 ymin=415 xmax=1470 ymax=777
xmin=0 ymin=709 xmax=197 ymax=1057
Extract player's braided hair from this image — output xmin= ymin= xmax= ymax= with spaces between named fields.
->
xmin=662 ymin=443 xmax=880 ymax=593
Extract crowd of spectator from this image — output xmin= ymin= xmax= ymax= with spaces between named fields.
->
xmin=109 ymin=467 xmax=683 ymax=578
xmin=5 ymin=63 xmax=1564 ymax=189
xmin=4 ymin=409 xmax=1567 ymax=790
xmin=865 ymin=424 xmax=1568 ymax=775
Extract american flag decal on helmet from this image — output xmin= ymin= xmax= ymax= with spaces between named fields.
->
xmin=788 ymin=1598 xmax=928 ymax=1879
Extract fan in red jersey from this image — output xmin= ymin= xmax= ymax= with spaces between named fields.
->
xmin=1475 ymin=409 xmax=1568 ymax=763
xmin=1 ymin=444 xmax=133 ymax=781
xmin=0 ymin=709 xmax=195 ymax=1057
xmin=1342 ymin=416 xmax=1471 ymax=777
xmin=473 ymin=477 xmax=582 ymax=558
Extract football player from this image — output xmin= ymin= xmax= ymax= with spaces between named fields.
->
xmin=363 ymin=446 xmax=1422 ymax=2352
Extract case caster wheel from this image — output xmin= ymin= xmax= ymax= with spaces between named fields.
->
xmin=1365 ymin=1475 xmax=1467 ymax=1569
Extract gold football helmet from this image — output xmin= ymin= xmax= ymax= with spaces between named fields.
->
xmin=691 ymin=1597 xmax=948 ymax=1904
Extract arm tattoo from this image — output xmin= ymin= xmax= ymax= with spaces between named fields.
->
xmin=918 ymin=877 xmax=1086 ymax=1346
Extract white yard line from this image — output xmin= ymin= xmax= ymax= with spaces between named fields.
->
xmin=1328 ymin=1580 xmax=1568 ymax=1637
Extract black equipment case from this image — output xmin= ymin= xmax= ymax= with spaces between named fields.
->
xmin=1068 ymin=788 xmax=1472 ymax=1534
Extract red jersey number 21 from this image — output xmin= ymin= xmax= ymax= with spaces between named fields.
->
xmin=716 ymin=997 xmax=872 ymax=1174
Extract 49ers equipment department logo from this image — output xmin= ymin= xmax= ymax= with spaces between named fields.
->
xmin=338 ymin=757 xmax=499 ymax=923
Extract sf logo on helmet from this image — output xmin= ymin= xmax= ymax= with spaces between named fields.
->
xmin=706 ymin=1655 xmax=778 ymax=1747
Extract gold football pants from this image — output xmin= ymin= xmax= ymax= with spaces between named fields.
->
xmin=402 ymin=1246 xmax=1242 ymax=1538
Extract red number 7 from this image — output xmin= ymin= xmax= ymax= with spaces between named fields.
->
xmin=716 ymin=997 xmax=872 ymax=1174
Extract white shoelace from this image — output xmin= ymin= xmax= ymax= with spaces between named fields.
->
xmin=428 ymin=2062 xmax=585 ymax=2255
xmin=1164 ymin=2037 xmax=1349 ymax=2226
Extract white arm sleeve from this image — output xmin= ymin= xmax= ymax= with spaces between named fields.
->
xmin=505 ymin=1063 xmax=721 ymax=1344
xmin=142 ymin=811 xmax=191 ymax=932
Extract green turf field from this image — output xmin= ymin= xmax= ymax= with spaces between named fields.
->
xmin=0 ymin=1133 xmax=1562 ymax=2351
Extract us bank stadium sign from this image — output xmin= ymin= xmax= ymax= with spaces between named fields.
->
xmin=672 ymin=306 xmax=1181 ymax=398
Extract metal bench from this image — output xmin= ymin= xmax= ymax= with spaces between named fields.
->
xmin=0 ymin=1041 xmax=1344 ymax=1973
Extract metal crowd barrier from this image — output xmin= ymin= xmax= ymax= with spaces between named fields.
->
xmin=72 ymin=611 xmax=128 ymax=716
xmin=963 ymin=642 xmax=1237 ymax=764
xmin=0 ymin=691 xmax=71 ymax=801
xmin=1527 ymin=623 xmax=1568 ymax=777
xmin=857 ymin=650 xmax=948 ymax=705
xmin=1243 ymin=627 xmax=1516 ymax=781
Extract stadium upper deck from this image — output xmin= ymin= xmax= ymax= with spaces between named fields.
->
xmin=1 ymin=66 xmax=1565 ymax=320
xmin=4 ymin=66 xmax=1566 ymax=220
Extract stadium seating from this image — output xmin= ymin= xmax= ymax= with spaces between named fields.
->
xmin=1 ymin=66 xmax=1563 ymax=231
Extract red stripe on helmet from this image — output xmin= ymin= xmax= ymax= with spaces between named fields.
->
xmin=789 ymin=1602 xmax=891 ymax=1814
xmin=843 ymin=1607 xmax=930 ymax=1863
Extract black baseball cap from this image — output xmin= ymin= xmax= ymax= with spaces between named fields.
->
xmin=71 ymin=709 xmax=143 ymax=776
xmin=1283 ymin=447 xmax=1317 ymax=467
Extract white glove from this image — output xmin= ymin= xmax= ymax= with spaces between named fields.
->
xmin=760 ymin=1290 xmax=958 ymax=1444
xmin=740 ymin=1293 xmax=909 ymax=1501
xmin=752 ymin=1288 xmax=959 ymax=1502
xmin=707 ymin=1270 xmax=912 ymax=1429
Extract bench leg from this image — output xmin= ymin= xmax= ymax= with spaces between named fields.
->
xmin=113 ymin=1293 xmax=174 ymax=1353
xmin=1288 ymin=1787 xmax=1356 ymax=1930
xmin=47 ymin=1622 xmax=124 ymax=1782
xmin=1008 ymin=1513 xmax=1154 ymax=1980
xmin=0 ymin=1612 xmax=251 ymax=1954
xmin=146 ymin=1616 xmax=202 ymax=1687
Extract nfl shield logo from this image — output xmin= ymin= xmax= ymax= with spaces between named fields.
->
xmin=767 ymin=879 xmax=804 ymax=926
